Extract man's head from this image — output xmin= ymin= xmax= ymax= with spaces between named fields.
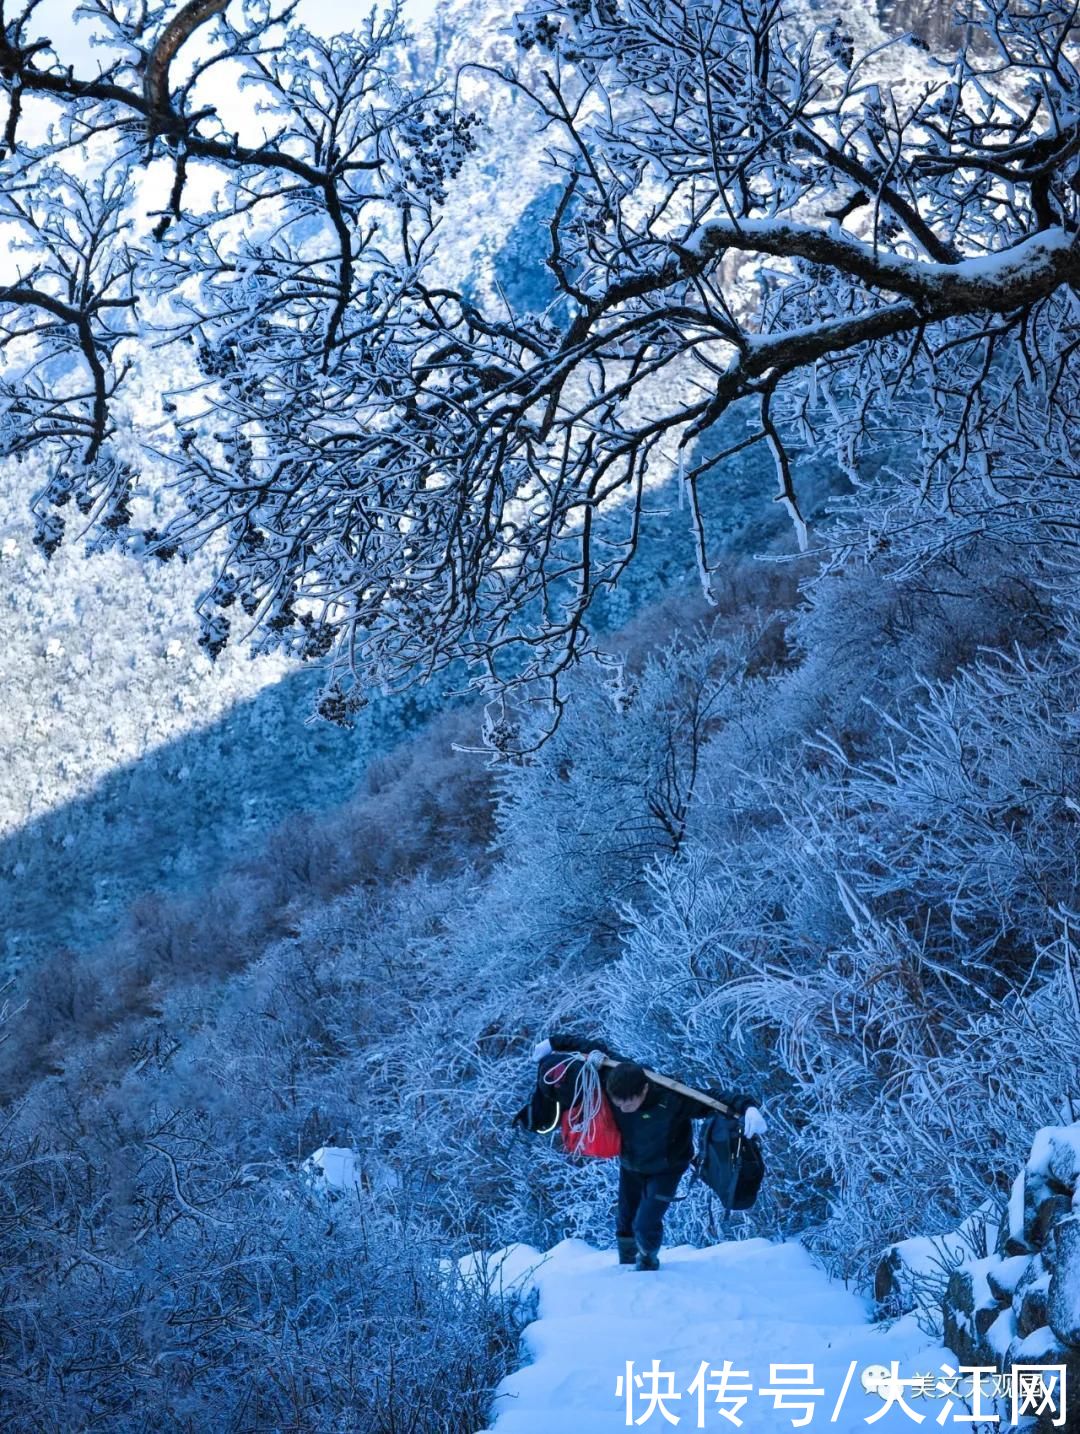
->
xmin=606 ymin=1061 xmax=649 ymax=1113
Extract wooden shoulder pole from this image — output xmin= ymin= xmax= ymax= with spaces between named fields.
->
xmin=597 ymin=1055 xmax=735 ymax=1116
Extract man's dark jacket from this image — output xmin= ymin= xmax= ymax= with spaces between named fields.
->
xmin=515 ymin=1032 xmax=756 ymax=1175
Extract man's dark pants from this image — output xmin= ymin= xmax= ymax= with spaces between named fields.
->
xmin=617 ymin=1164 xmax=686 ymax=1256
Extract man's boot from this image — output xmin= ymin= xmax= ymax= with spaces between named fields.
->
xmin=616 ymin=1236 xmax=637 ymax=1266
xmin=634 ymin=1249 xmax=660 ymax=1272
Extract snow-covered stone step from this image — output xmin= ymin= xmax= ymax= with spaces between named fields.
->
xmin=475 ymin=1238 xmax=1021 ymax=1433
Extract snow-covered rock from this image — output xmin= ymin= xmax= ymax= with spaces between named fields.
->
xmin=1046 ymin=1215 xmax=1080 ymax=1348
xmin=933 ymin=1124 xmax=1080 ymax=1434
xmin=459 ymin=1243 xmax=548 ymax=1300
xmin=874 ymin=1200 xmax=995 ymax=1314
xmin=300 ymin=1145 xmax=400 ymax=1196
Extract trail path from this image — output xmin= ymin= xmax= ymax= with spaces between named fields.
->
xmin=477 ymin=1237 xmax=1026 ymax=1432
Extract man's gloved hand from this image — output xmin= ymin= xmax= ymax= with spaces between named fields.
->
xmin=742 ymin=1106 xmax=768 ymax=1138
xmin=532 ymin=1038 xmax=554 ymax=1062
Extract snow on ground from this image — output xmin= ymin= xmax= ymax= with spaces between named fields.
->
xmin=475 ymin=1238 xmax=1028 ymax=1432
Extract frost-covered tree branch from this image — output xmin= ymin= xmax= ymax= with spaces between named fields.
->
xmin=0 ymin=0 xmax=1077 ymax=740
xmin=0 ymin=0 xmax=469 ymax=702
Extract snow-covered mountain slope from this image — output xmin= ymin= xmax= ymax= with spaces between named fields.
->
xmin=474 ymin=1238 xmax=1016 ymax=1432
xmin=0 ymin=451 xmax=471 ymax=971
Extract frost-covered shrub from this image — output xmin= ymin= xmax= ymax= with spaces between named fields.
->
xmin=0 ymin=1136 xmax=527 ymax=1431
xmin=579 ymin=546 xmax=1080 ymax=1280
xmin=0 ymin=873 xmax=529 ymax=1433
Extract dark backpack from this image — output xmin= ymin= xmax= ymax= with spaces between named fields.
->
xmin=693 ymin=1113 xmax=765 ymax=1211
xmin=512 ymin=1052 xmax=622 ymax=1159
xmin=512 ymin=1050 xmax=592 ymax=1135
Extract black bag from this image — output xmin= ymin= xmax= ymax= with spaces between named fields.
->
xmin=693 ymin=1113 xmax=765 ymax=1211
xmin=511 ymin=1051 xmax=587 ymax=1134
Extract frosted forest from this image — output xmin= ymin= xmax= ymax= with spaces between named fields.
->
xmin=0 ymin=0 xmax=1079 ymax=1429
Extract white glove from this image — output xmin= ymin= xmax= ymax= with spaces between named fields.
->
xmin=742 ymin=1106 xmax=768 ymax=1138
xmin=532 ymin=1038 xmax=553 ymax=1062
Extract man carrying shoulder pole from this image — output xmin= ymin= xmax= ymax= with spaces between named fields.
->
xmin=531 ymin=1034 xmax=768 ymax=1272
